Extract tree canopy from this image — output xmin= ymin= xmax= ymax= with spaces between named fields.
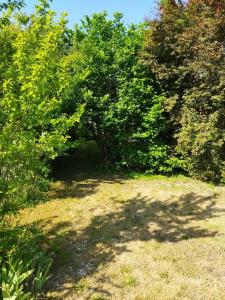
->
xmin=143 ymin=0 xmax=225 ymax=183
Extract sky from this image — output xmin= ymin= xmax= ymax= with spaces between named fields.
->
xmin=22 ymin=0 xmax=157 ymax=27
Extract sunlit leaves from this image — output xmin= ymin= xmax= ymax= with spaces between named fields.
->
xmin=0 ymin=0 xmax=82 ymax=217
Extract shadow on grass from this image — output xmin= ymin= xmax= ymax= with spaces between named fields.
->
xmin=43 ymin=191 xmax=224 ymax=299
xmin=50 ymin=143 xmax=126 ymax=201
xmin=48 ymin=177 xmax=125 ymax=200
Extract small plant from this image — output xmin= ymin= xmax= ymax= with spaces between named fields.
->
xmin=0 ymin=224 xmax=53 ymax=299
xmin=0 ymin=258 xmax=33 ymax=300
xmin=0 ymin=253 xmax=52 ymax=299
xmin=31 ymin=252 xmax=52 ymax=296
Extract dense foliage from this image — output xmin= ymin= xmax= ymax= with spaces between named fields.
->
xmin=0 ymin=0 xmax=82 ymax=219
xmin=0 ymin=0 xmax=225 ymax=298
xmin=0 ymin=1 xmax=82 ymax=298
xmin=73 ymin=12 xmax=179 ymax=173
xmin=143 ymin=0 xmax=225 ymax=183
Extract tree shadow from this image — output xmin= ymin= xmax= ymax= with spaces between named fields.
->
xmin=44 ymin=191 xmax=224 ymax=299
xmin=48 ymin=177 xmax=125 ymax=200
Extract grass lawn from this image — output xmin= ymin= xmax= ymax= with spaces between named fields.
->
xmin=17 ymin=147 xmax=225 ymax=299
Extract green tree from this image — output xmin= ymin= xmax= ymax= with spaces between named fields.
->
xmin=73 ymin=12 xmax=177 ymax=173
xmin=0 ymin=0 xmax=83 ymax=218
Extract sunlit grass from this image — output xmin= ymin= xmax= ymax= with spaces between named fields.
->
xmin=18 ymin=171 xmax=225 ymax=299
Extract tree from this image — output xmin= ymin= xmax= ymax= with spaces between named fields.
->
xmin=143 ymin=0 xmax=225 ymax=183
xmin=72 ymin=12 xmax=178 ymax=173
xmin=0 ymin=0 xmax=83 ymax=218
xmin=0 ymin=0 xmax=25 ymax=25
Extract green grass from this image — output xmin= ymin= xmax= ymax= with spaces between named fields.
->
xmin=16 ymin=147 xmax=225 ymax=299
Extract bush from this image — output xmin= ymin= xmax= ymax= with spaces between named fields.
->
xmin=73 ymin=12 xmax=181 ymax=174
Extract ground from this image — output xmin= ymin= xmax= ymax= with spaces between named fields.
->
xmin=18 ymin=154 xmax=225 ymax=300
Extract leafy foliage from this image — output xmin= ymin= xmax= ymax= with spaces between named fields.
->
xmin=0 ymin=0 xmax=224 ymax=297
xmin=0 ymin=0 xmax=24 ymax=11
xmin=73 ymin=12 xmax=179 ymax=173
xmin=0 ymin=2 xmax=82 ymax=297
xmin=0 ymin=0 xmax=25 ymax=25
xmin=143 ymin=0 xmax=225 ymax=183
xmin=1 ymin=258 xmax=33 ymax=300
xmin=0 ymin=0 xmax=82 ymax=218
xmin=0 ymin=223 xmax=52 ymax=299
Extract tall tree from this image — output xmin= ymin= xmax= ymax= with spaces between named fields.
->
xmin=143 ymin=0 xmax=225 ymax=183
xmin=0 ymin=0 xmax=82 ymax=218
xmin=73 ymin=12 xmax=177 ymax=172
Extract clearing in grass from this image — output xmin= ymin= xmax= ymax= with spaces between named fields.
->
xmin=17 ymin=156 xmax=225 ymax=300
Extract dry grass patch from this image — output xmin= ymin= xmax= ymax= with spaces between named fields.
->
xmin=18 ymin=175 xmax=225 ymax=299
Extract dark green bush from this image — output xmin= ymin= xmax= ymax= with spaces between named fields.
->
xmin=72 ymin=12 xmax=182 ymax=174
